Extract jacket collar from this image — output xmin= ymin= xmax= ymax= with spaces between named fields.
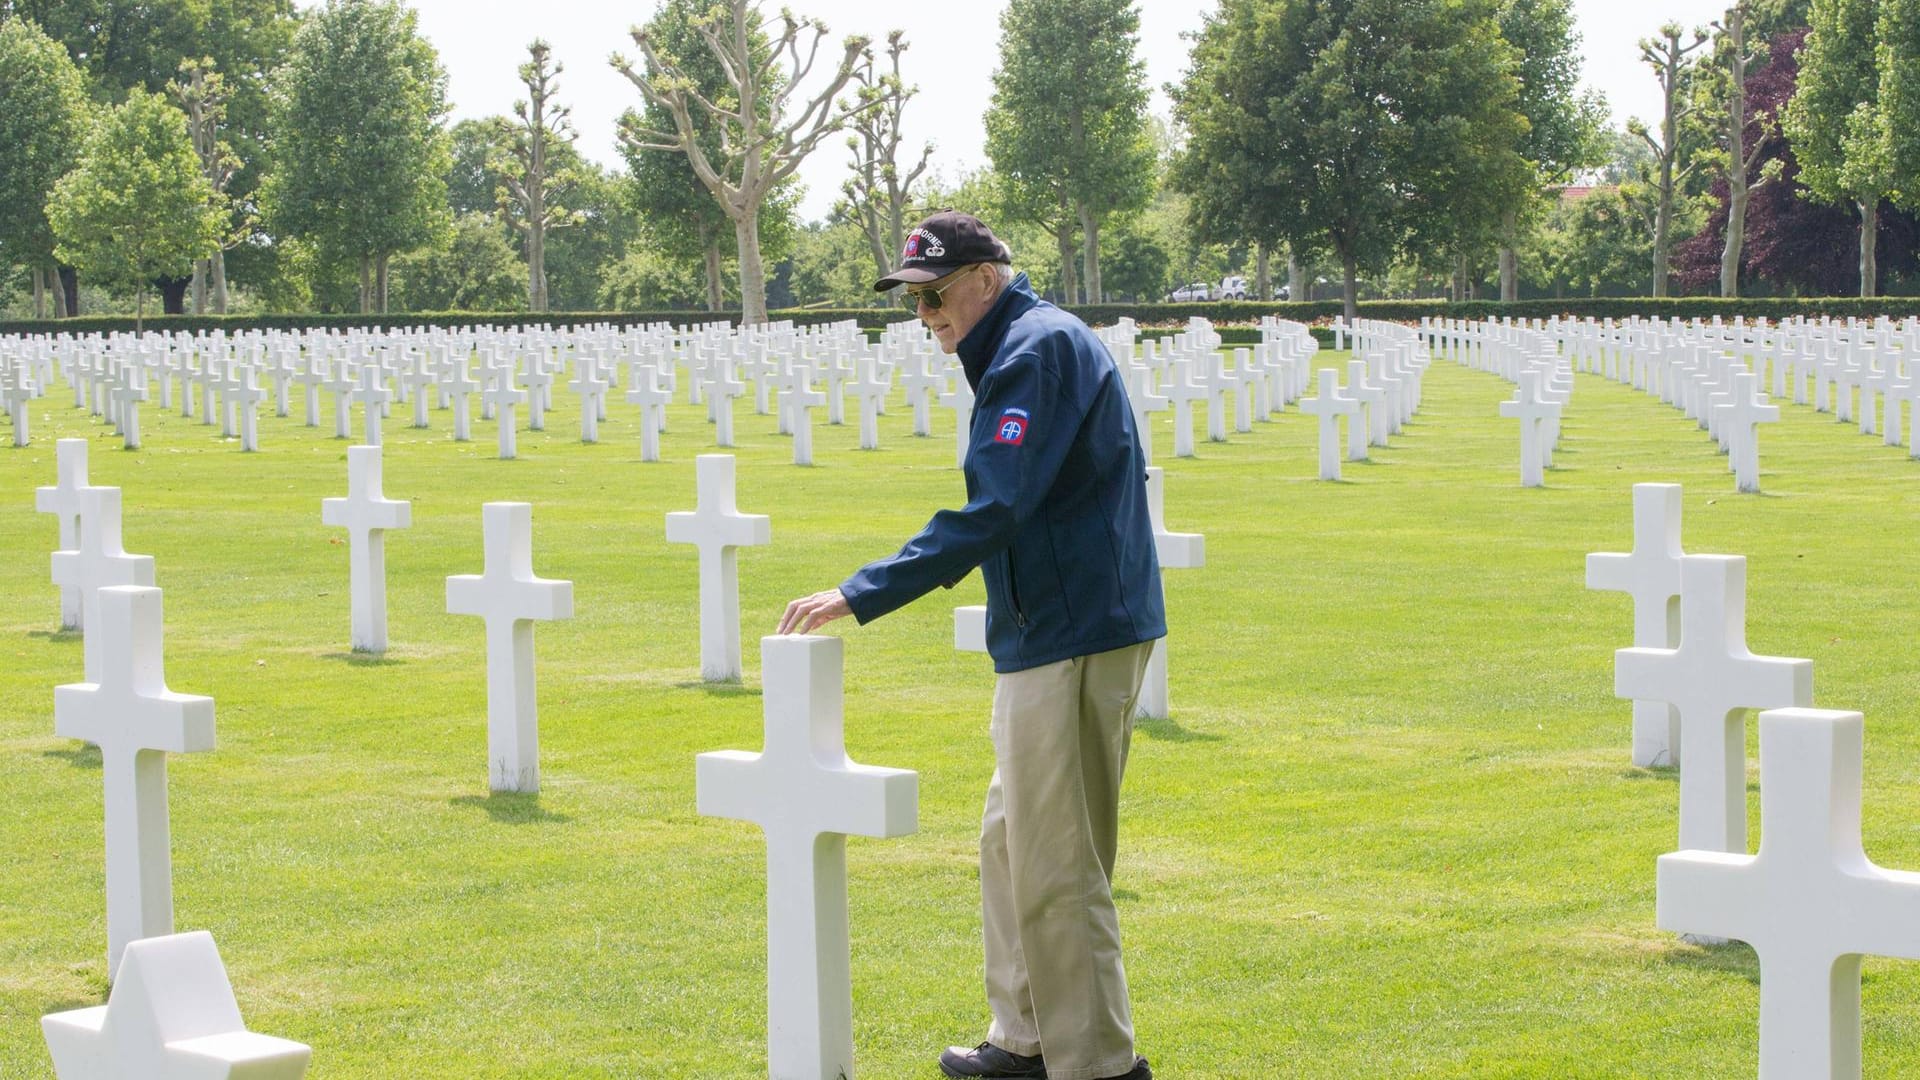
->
xmin=956 ymin=272 xmax=1038 ymax=389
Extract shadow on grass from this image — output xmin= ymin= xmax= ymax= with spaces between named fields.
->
xmin=449 ymin=792 xmax=572 ymax=825
xmin=27 ymin=629 xmax=81 ymax=643
xmin=1661 ymin=939 xmax=1759 ymax=985
xmin=43 ymin=744 xmax=101 ymax=769
xmin=674 ymin=680 xmax=763 ymax=699
xmin=1114 ymin=887 xmax=1141 ymax=902
xmin=1134 ymin=716 xmax=1222 ymax=743
xmin=1618 ymin=765 xmax=1679 ymax=783
xmin=321 ymin=651 xmax=407 ymax=667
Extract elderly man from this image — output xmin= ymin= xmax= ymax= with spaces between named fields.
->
xmin=779 ymin=211 xmax=1163 ymax=1080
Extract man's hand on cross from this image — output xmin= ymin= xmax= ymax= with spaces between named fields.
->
xmin=779 ymin=588 xmax=852 ymax=635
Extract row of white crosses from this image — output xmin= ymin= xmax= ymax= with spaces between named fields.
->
xmin=1476 ymin=313 xmax=1920 ymax=493
xmin=1295 ymin=321 xmax=1433 ymax=482
xmin=28 ymin=445 xmax=899 ymax=1078
xmin=1587 ymin=482 xmax=1920 ymax=1079
xmin=30 ymin=439 xmax=312 ymax=1075
xmin=1425 ymin=319 xmax=1573 ymax=488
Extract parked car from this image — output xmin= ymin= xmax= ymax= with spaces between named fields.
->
xmin=1169 ymin=282 xmax=1212 ymax=302
xmin=1219 ymin=275 xmax=1248 ymax=300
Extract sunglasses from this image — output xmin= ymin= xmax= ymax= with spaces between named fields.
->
xmin=902 ymin=270 xmax=971 ymax=312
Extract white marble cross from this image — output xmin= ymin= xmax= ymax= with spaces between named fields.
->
xmin=850 ymin=359 xmax=889 ymax=451
xmin=696 ymin=634 xmax=918 ymax=1080
xmin=446 ymin=360 xmax=479 ymax=442
xmin=1658 ymin=708 xmax=1920 ymax=1080
xmin=1616 ymin=555 xmax=1812 ymax=857
xmin=53 ymin=586 xmax=215 ymax=978
xmin=569 ymin=358 xmax=609 ymax=443
xmin=1299 ymin=369 xmax=1360 ymax=481
xmin=36 ymin=438 xmax=97 ymax=631
xmin=351 ymin=365 xmax=391 ymax=447
xmin=626 ymin=365 xmax=672 ymax=463
xmin=954 ymin=605 xmax=987 ymax=653
xmin=1138 ymin=466 xmax=1204 ymax=720
xmin=1586 ymin=483 xmax=1685 ymax=767
xmin=52 ymin=487 xmax=156 ymax=682
xmin=1162 ymin=362 xmax=1210 ymax=460
xmin=321 ymin=445 xmax=412 ymax=653
xmin=1499 ymin=369 xmax=1560 ymax=488
xmin=665 ymin=455 xmax=771 ymax=682
xmin=788 ymin=365 xmax=826 ymax=467
xmin=483 ymin=375 xmax=527 ymax=460
xmin=1720 ymin=371 xmax=1779 ymax=494
xmin=446 ymin=503 xmax=574 ymax=793
xmin=938 ymin=375 xmax=975 ymax=469
xmin=43 ymin=930 xmax=311 ymax=1079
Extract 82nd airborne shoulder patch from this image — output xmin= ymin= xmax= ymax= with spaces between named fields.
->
xmin=994 ymin=407 xmax=1030 ymax=446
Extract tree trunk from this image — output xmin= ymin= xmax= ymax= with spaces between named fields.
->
xmin=529 ymin=223 xmax=547 ymax=312
xmin=135 ymin=287 xmax=146 ymax=333
xmin=1056 ymin=226 xmax=1078 ymax=305
xmin=704 ymin=235 xmax=724 ymax=312
xmin=1723 ymin=183 xmax=1749 ymax=298
xmin=1341 ymin=247 xmax=1359 ymax=323
xmin=734 ymin=209 xmax=769 ymax=325
xmin=1859 ymin=198 xmax=1879 ymax=299
xmin=1077 ymin=202 xmax=1102 ymax=303
xmin=376 ymin=253 xmax=390 ymax=314
xmin=159 ymin=276 xmax=190 ymax=315
xmin=58 ymin=266 xmax=77 ymax=316
xmin=1255 ymin=244 xmax=1272 ymax=301
xmin=1499 ymin=207 xmax=1520 ymax=301
xmin=191 ymin=259 xmax=208 ymax=314
xmin=212 ymin=249 xmax=229 ymax=314
xmin=1288 ymin=248 xmax=1305 ymax=303
xmin=359 ymin=255 xmax=373 ymax=314
xmin=1721 ymin=4 xmax=1749 ymax=300
xmin=1653 ymin=167 xmax=1674 ymax=298
xmin=31 ymin=267 xmax=46 ymax=320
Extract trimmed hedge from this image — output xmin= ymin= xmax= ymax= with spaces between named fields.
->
xmin=5 ymin=295 xmax=1918 ymax=339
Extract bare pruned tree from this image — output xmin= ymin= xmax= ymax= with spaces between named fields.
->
xmin=612 ymin=0 xmax=876 ymax=323
xmin=495 ymin=40 xmax=584 ymax=312
xmin=1710 ymin=3 xmax=1782 ymax=297
xmin=170 ymin=58 xmax=248 ymax=314
xmin=1628 ymin=23 xmax=1711 ymax=297
xmin=836 ymin=30 xmax=931 ymax=283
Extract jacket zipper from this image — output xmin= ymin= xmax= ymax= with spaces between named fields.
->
xmin=1005 ymin=549 xmax=1028 ymax=628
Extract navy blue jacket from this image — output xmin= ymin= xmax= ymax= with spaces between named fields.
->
xmin=840 ymin=274 xmax=1166 ymax=673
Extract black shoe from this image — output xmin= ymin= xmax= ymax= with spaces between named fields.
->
xmin=939 ymin=1041 xmax=1047 ymax=1078
xmin=1101 ymin=1057 xmax=1152 ymax=1080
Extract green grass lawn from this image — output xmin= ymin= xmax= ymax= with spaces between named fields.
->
xmin=5 ymin=348 xmax=1920 ymax=1078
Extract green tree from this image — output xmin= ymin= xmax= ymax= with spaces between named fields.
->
xmin=1494 ymin=0 xmax=1608 ymax=299
xmin=1171 ymin=0 xmax=1301 ymax=301
xmin=446 ymin=117 xmax=506 ymax=218
xmin=170 ymin=58 xmax=252 ymax=313
xmin=49 ymin=87 xmax=224 ymax=327
xmin=543 ymin=161 xmax=642 ymax=311
xmin=1784 ymin=0 xmax=1892 ymax=295
xmin=1251 ymin=0 xmax=1529 ymax=318
xmin=0 ymin=17 xmax=91 ymax=318
xmin=598 ymin=241 xmax=706 ymax=310
xmin=1879 ymin=0 xmax=1920 ymax=211
xmin=493 ymin=40 xmax=583 ymax=312
xmin=262 ymin=0 xmax=451 ymax=313
xmin=613 ymin=0 xmax=872 ymax=324
xmin=390 ymin=211 xmax=524 ymax=311
xmin=985 ymin=0 xmax=1154 ymax=303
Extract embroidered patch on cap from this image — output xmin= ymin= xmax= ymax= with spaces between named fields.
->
xmin=994 ymin=407 xmax=1030 ymax=446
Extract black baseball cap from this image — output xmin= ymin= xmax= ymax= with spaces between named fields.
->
xmin=873 ymin=211 xmax=1012 ymax=291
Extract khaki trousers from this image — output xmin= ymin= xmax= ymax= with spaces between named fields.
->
xmin=982 ymin=640 xmax=1154 ymax=1080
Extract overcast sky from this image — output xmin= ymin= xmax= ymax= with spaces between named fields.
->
xmin=360 ymin=0 xmax=1733 ymax=223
